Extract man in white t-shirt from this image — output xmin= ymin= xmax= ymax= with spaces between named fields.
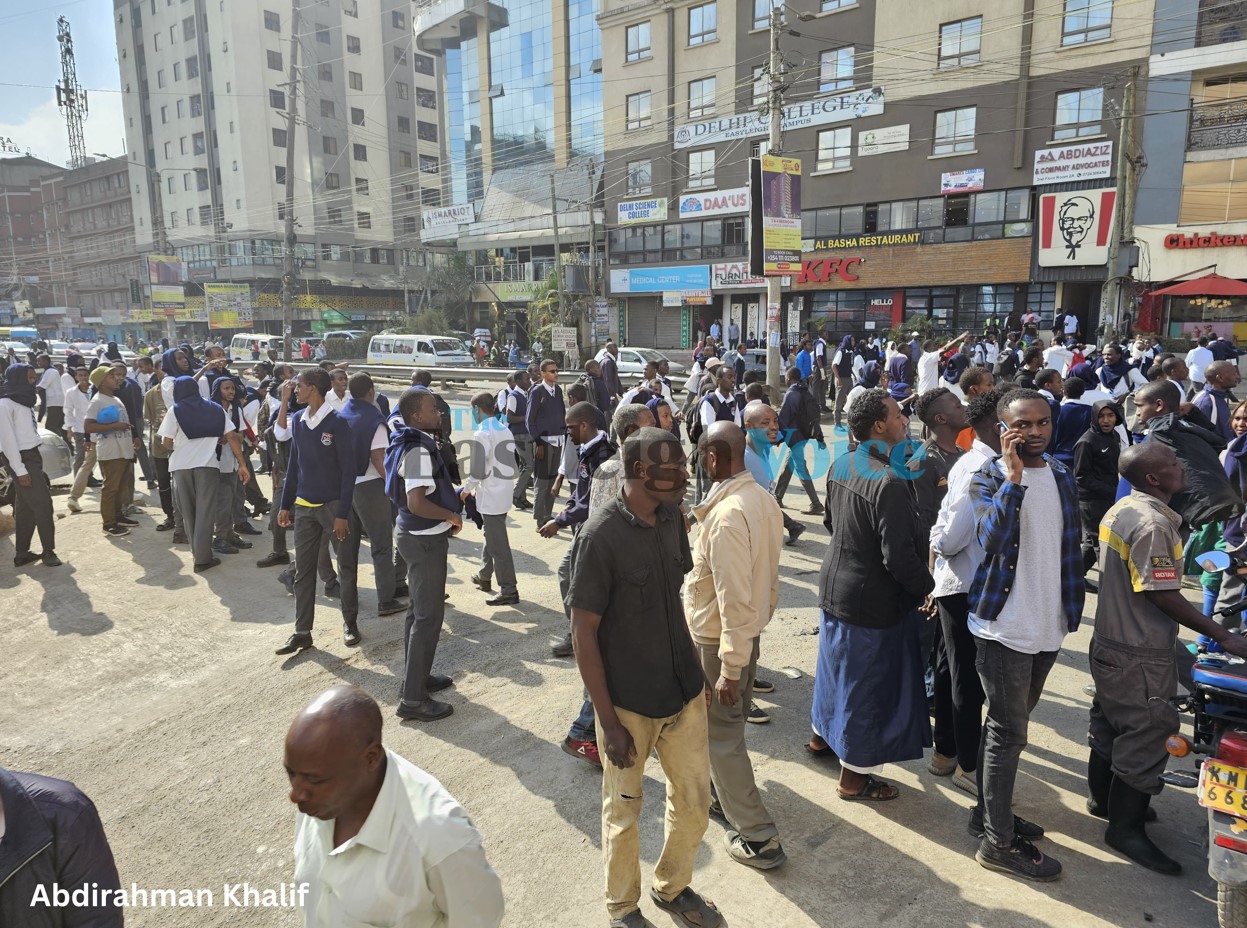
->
xmin=1186 ymin=337 xmax=1215 ymax=388
xmin=34 ymin=354 xmax=66 ymax=445
xmin=1043 ymin=336 xmax=1074 ymax=376
xmin=965 ymin=389 xmax=1084 ymax=883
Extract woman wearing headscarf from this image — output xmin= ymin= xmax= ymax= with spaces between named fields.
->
xmin=843 ymin=360 xmax=883 ymax=413
xmin=1097 ymin=343 xmax=1147 ymax=400
xmin=209 ymin=376 xmax=253 ymax=557
xmin=105 ymin=341 xmax=123 ymax=363
xmin=0 ymin=364 xmax=59 ymax=565
xmin=158 ymin=375 xmax=249 ymax=572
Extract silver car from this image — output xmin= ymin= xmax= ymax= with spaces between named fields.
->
xmin=0 ymin=428 xmax=73 ymax=508
xmin=614 ymin=347 xmax=688 ymax=381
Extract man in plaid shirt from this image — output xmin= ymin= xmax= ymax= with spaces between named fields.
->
xmin=966 ymin=389 xmax=1085 ymax=882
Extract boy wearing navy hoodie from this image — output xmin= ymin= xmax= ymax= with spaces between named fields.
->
xmin=274 ymin=368 xmax=358 ymax=655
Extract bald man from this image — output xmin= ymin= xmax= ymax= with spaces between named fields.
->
xmin=1088 ymin=444 xmax=1247 ymax=876
xmin=286 ymin=685 xmax=504 ymax=927
xmin=1194 ymin=359 xmax=1241 ymax=442
xmin=742 ymin=400 xmax=804 ymax=546
xmin=686 ymin=423 xmax=786 ymax=869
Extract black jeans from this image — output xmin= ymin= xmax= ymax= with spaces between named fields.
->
xmin=974 ymin=638 xmax=1058 ymax=847
xmin=152 ymin=455 xmax=173 ymax=517
xmin=1079 ymin=498 xmax=1112 ymax=574
xmin=933 ymin=594 xmax=985 ymax=771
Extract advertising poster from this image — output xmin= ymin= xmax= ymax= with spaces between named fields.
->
xmin=205 ymin=283 xmax=254 ymax=329
xmin=617 ymin=199 xmax=667 ymax=225
xmin=1037 ymin=188 xmax=1117 ymax=267
xmin=679 ymin=188 xmax=749 ymax=219
xmin=757 ymin=156 xmax=802 ymax=275
xmin=940 ymin=168 xmax=985 ymax=194
xmin=857 ymin=124 xmax=910 ymax=157
xmin=150 ymin=285 xmax=185 ymax=309
xmin=147 ymin=255 xmax=187 ymax=285
xmin=1033 ymin=141 xmax=1113 ymax=186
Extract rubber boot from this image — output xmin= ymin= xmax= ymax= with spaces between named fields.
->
xmin=1086 ymin=749 xmax=1113 ymax=818
xmin=1104 ymin=778 xmax=1182 ymax=875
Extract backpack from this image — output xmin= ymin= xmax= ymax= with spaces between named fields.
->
xmin=798 ymin=387 xmax=822 ymax=441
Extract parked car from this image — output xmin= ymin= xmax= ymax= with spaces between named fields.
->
xmin=0 ymin=428 xmax=72 ymax=507
xmin=0 ymin=341 xmax=32 ymax=357
xmin=322 ymin=329 xmax=367 ymax=341
xmin=613 ymin=347 xmax=688 ymax=383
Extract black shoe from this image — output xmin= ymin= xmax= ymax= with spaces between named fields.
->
xmin=324 ymin=580 xmax=341 ymax=598
xmin=256 ymin=551 xmax=290 ymax=568
xmin=786 ymin=524 xmax=805 ymax=546
xmin=394 ymin=583 xmax=409 ymax=598
xmin=116 ymin=516 xmax=140 ymax=527
xmin=968 ymin=808 xmax=1045 ymax=841
xmin=486 ymin=592 xmax=520 ymax=606
xmin=193 ymin=557 xmax=222 ymax=573
xmin=212 ymin=540 xmax=240 ymax=555
xmin=551 ymin=633 xmax=574 ymax=658
xmin=975 ymin=836 xmax=1062 ymax=882
xmin=226 ymin=535 xmax=253 ymax=549
xmin=87 ymin=477 xmax=102 ymax=488
xmin=42 ymin=553 xmax=62 ymax=567
xmin=104 ymin=525 xmax=130 ymax=537
xmin=251 ymin=503 xmax=271 ymax=518
xmin=155 ymin=518 xmax=175 ymax=532
xmin=428 ymin=673 xmax=455 ymax=692
xmin=275 ymin=633 xmax=312 ymax=655
xmin=172 ymin=533 xmax=188 ymax=545
xmin=343 ymin=623 xmax=362 ymax=647
xmin=1104 ymin=779 xmax=1182 ymax=874
xmin=513 ymin=499 xmax=533 ymax=511
xmin=377 ymin=599 xmax=407 ymax=616
xmin=470 ymin=573 xmax=493 ymax=593
xmin=1085 ymin=577 xmax=1099 ymax=593
xmin=1086 ymin=749 xmax=1158 ymax=822
xmin=13 ymin=551 xmax=40 ymax=567
xmin=396 ymin=698 xmax=453 ymax=721
xmin=753 ymin=678 xmax=775 ymax=694
xmin=234 ymin=522 xmax=263 ymax=536
xmin=145 ymin=479 xmax=157 ymax=488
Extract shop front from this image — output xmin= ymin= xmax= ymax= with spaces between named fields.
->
xmin=608 ymin=264 xmax=707 ymax=350
xmin=1134 ymin=223 xmax=1247 ymax=340
xmin=790 ymin=236 xmax=1036 ymax=338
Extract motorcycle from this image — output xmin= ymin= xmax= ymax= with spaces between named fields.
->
xmin=1166 ymin=550 xmax=1247 ymax=927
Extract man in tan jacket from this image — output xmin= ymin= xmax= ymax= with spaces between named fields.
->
xmin=685 ymin=421 xmax=786 ymax=870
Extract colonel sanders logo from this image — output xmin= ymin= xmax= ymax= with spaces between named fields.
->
xmin=1058 ymin=196 xmax=1096 ymax=260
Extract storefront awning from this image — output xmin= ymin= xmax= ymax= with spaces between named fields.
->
xmin=1151 ymin=273 xmax=1247 ymax=297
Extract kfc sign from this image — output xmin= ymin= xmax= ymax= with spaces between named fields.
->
xmin=797 ymin=257 xmax=862 ymax=284
xmin=1037 ymin=188 xmax=1116 ymax=268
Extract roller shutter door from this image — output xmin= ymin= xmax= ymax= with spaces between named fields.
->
xmin=654 ymin=305 xmax=684 ymax=350
xmin=625 ymin=298 xmax=659 ymax=347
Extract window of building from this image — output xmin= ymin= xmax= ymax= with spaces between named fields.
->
xmin=186 ymin=55 xmax=198 ymax=78
xmin=323 ymin=136 xmax=338 ymax=155
xmin=355 ymin=177 xmax=369 ymax=195
xmin=325 ymin=172 xmax=340 ymax=189
xmin=327 ymin=207 xmax=343 ymax=224
xmin=688 ymin=148 xmax=715 ymax=188
xmin=320 ymin=98 xmax=335 ymax=118
xmin=343 ymin=0 xmax=357 ymax=17
xmin=817 ymin=127 xmax=851 ymax=171
xmin=199 ymin=205 xmax=212 ymax=225
xmin=154 ymin=33 xmax=162 ymax=51
xmin=393 ymin=45 xmax=408 ymax=66
xmin=393 ymin=9 xmax=406 ymax=29
xmin=752 ymin=66 xmax=770 ymax=109
xmin=190 ymin=93 xmax=202 ymax=116
xmin=688 ymin=77 xmax=716 ymax=119
xmin=353 ymin=143 xmax=367 ymax=161
xmin=933 ymin=106 xmax=976 ymax=154
xmin=347 ymin=35 xmax=360 ymax=54
xmin=398 ymin=150 xmax=413 ymax=168
xmin=626 ymin=91 xmax=652 ymax=130
xmin=421 ymin=188 xmax=440 ymax=206
xmin=753 ymin=0 xmax=780 ymax=30
xmin=192 ymin=131 xmax=205 ymax=154
xmin=267 ymin=50 xmax=282 ymax=71
xmin=689 ymin=2 xmax=717 ymax=45
xmin=263 ymin=10 xmax=280 ymax=31
xmin=357 ymin=211 xmax=371 ymax=229
xmin=275 ymin=165 xmax=287 ymax=185
xmin=167 ymin=174 xmax=175 ymax=194
xmin=164 ymin=141 xmax=172 ymax=158
xmin=318 ymin=63 xmax=332 ymax=81
xmin=157 ymin=69 xmax=166 ymax=88
xmin=626 ymin=159 xmax=652 ymax=196
xmin=1054 ymin=87 xmax=1104 ymax=139
xmin=174 ymin=61 xmax=183 ymax=81
xmin=397 ymin=82 xmax=410 ymax=100
xmin=414 ymin=54 xmax=434 ymax=76
xmin=176 ymin=98 xmax=185 ymax=118
xmin=350 ymin=106 xmax=365 ymax=126
xmin=1180 ymin=158 xmax=1247 ymax=223
xmin=403 ymin=215 xmax=418 ymax=236
xmin=1063 ymin=0 xmax=1112 ymax=46
xmin=160 ymin=105 xmax=168 ymax=124
xmin=403 ymin=183 xmax=415 ymax=200
xmin=417 ymin=88 xmax=437 ymax=109
xmin=417 ymin=121 xmax=438 ymax=142
xmin=939 ymin=17 xmax=981 ymax=68
xmin=272 ymin=127 xmax=287 ymax=147
xmin=819 ymin=47 xmax=854 ymax=93
xmin=626 ymin=21 xmax=651 ymax=61
xmin=183 ymin=15 xmax=196 ymax=39
xmin=397 ymin=115 xmax=411 ymax=134
xmin=316 ymin=24 xmax=329 ymax=43
xmin=349 ymin=71 xmax=363 ymax=90
xmin=269 ymin=89 xmax=285 ymax=109
xmin=420 ymin=154 xmax=439 ymax=173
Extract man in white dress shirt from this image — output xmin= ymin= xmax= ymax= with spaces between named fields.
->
xmin=287 ymin=685 xmax=504 ymax=928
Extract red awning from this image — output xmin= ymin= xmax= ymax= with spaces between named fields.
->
xmin=1151 ymin=273 xmax=1247 ymax=297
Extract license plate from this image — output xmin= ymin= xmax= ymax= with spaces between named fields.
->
xmin=1200 ymin=760 xmax=1247 ymax=819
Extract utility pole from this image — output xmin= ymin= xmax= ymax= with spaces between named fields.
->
xmin=279 ymin=0 xmax=302 ymax=362
xmin=1102 ymin=65 xmax=1138 ymax=339
xmin=549 ymin=173 xmax=566 ymax=325
xmin=765 ymin=6 xmax=785 ymax=398
xmin=150 ymin=169 xmax=176 ymax=341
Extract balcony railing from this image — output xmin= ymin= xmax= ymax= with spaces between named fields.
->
xmin=1197 ymin=0 xmax=1247 ymax=47
xmin=1189 ymin=98 xmax=1247 ymax=151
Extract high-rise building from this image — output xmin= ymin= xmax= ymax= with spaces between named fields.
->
xmin=113 ymin=0 xmax=445 ymax=335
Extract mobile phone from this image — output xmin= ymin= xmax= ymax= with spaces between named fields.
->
xmin=997 ymin=420 xmax=1010 ymax=435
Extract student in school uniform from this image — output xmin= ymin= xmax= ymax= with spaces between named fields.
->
xmin=462 ymin=392 xmax=520 ymax=607
xmin=525 ymin=359 xmax=567 ymax=526
xmin=208 ymin=376 xmax=253 ymax=556
xmin=85 ymin=365 xmax=138 ymax=538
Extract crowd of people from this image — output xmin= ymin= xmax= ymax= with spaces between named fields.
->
xmin=4 ymin=316 xmax=1247 ymax=926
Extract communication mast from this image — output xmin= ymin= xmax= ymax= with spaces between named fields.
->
xmin=56 ymin=16 xmax=88 ymax=168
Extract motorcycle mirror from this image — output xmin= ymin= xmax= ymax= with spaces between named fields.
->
xmin=1199 ymin=550 xmax=1233 ymax=573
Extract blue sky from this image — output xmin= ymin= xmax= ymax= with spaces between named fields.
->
xmin=0 ymin=0 xmax=127 ymax=167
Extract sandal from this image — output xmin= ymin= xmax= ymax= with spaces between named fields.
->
xmin=649 ymin=887 xmax=722 ymax=928
xmin=838 ymin=774 xmax=899 ymax=802
xmin=804 ymin=740 xmax=837 ymax=759
xmin=610 ymin=911 xmax=656 ymax=928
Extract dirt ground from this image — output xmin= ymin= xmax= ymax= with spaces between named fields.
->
xmin=0 ymin=387 xmax=1226 ymax=928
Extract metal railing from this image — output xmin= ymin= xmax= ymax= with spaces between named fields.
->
xmin=1189 ymin=97 xmax=1247 ymax=151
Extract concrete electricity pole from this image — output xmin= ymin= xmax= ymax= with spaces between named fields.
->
xmin=1102 ymin=65 xmax=1138 ymax=339
xmin=279 ymin=0 xmax=302 ymax=362
xmin=764 ymin=5 xmax=785 ymax=398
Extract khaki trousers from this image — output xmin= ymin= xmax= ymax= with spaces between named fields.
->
xmin=601 ymin=697 xmax=710 ymax=920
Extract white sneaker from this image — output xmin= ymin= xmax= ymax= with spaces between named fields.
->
xmin=953 ymin=766 xmax=979 ymax=797
xmin=66 ymin=498 xmax=82 ymax=513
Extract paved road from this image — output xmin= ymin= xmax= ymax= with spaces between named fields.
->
xmin=0 ymin=387 xmax=1222 ymax=927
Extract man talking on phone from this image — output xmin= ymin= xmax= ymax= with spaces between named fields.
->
xmin=966 ymin=389 xmax=1085 ymax=882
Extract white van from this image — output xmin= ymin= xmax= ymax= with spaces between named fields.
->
xmin=367 ymin=334 xmax=472 ymax=367
xmin=228 ymin=333 xmax=283 ymax=362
